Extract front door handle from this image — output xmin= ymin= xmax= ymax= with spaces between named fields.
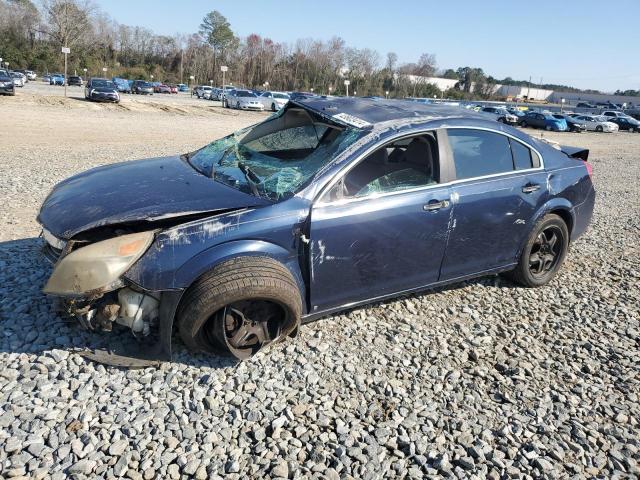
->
xmin=522 ymin=183 xmax=541 ymax=194
xmin=423 ymin=199 xmax=450 ymax=211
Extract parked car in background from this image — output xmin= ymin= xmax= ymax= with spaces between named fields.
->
xmin=195 ymin=85 xmax=213 ymax=99
xmin=570 ymin=115 xmax=619 ymax=132
xmin=606 ymin=116 xmax=640 ymax=132
xmin=16 ymin=69 xmax=36 ymax=81
xmin=258 ymin=91 xmax=290 ymax=111
xmin=216 ymin=86 xmax=234 ymax=101
xmin=85 ymin=78 xmax=120 ymax=103
xmin=112 ymin=78 xmax=132 ymax=93
xmin=67 ymin=75 xmax=83 ymax=87
xmin=154 ymin=83 xmax=171 ymax=94
xmin=14 ymin=70 xmax=30 ymax=82
xmin=288 ymin=91 xmax=316 ymax=101
xmin=131 ymin=80 xmax=154 ymax=95
xmin=225 ymin=89 xmax=264 ymax=110
xmin=480 ymin=106 xmax=519 ymax=125
xmin=0 ymin=69 xmax=16 ymax=96
xmin=552 ymin=114 xmax=586 ymax=133
xmin=601 ymin=111 xmax=628 ymax=119
xmin=36 ymin=98 xmax=595 ymax=363
xmin=506 ymin=107 xmax=526 ymax=120
xmin=10 ymin=72 xmax=25 ymax=87
xmin=177 ymin=83 xmax=189 ymax=92
xmin=576 ymin=102 xmax=596 ymax=108
xmin=520 ymin=112 xmax=568 ymax=131
xmin=42 ymin=75 xmax=51 ymax=83
xmin=168 ymin=84 xmax=178 ymax=94
xmin=50 ymin=74 xmax=65 ymax=86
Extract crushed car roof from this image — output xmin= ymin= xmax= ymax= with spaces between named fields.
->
xmin=292 ymin=96 xmax=486 ymax=128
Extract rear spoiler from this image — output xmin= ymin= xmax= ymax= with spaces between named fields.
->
xmin=560 ymin=145 xmax=589 ymax=161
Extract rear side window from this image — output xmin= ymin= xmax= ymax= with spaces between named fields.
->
xmin=510 ymin=139 xmax=533 ymax=170
xmin=448 ymin=129 xmax=513 ymax=179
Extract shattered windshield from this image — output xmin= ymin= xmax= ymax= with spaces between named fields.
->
xmin=187 ymin=107 xmax=366 ymax=201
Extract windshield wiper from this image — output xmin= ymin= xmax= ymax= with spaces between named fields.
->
xmin=237 ymin=162 xmax=263 ymax=198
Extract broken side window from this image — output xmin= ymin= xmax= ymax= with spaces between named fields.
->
xmin=326 ymin=133 xmax=440 ymax=201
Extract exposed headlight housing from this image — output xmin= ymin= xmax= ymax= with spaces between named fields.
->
xmin=44 ymin=231 xmax=154 ymax=296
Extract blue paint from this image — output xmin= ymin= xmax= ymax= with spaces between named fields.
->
xmin=38 ymin=98 xmax=596 ymax=325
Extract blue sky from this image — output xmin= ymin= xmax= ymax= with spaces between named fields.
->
xmin=94 ymin=0 xmax=640 ymax=92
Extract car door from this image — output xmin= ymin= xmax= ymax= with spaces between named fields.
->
xmin=439 ymin=128 xmax=548 ymax=280
xmin=309 ymin=131 xmax=453 ymax=313
xmin=580 ymin=116 xmax=596 ymax=131
xmin=260 ymin=92 xmax=272 ymax=109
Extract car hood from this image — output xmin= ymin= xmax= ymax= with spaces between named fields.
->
xmin=38 ymin=156 xmax=270 ymax=239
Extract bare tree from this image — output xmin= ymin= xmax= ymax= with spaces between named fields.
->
xmin=40 ymin=0 xmax=93 ymax=47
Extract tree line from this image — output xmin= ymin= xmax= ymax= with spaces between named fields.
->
xmin=1 ymin=0 xmax=625 ymax=98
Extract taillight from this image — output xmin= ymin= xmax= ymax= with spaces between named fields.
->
xmin=585 ymin=162 xmax=593 ymax=178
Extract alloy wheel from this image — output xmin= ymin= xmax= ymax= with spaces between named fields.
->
xmin=207 ymin=300 xmax=287 ymax=359
xmin=528 ymin=226 xmax=563 ymax=279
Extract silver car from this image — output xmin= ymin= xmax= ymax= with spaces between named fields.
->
xmin=571 ymin=114 xmax=619 ymax=133
xmin=226 ymin=90 xmax=264 ymax=110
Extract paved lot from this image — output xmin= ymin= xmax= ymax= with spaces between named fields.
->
xmin=0 ymin=87 xmax=639 ymax=479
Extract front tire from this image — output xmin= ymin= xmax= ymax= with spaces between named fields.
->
xmin=596 ymin=126 xmax=603 ymax=132
xmin=521 ymin=121 xmax=528 ymax=128
xmin=506 ymin=214 xmax=569 ymax=287
xmin=271 ymin=102 xmax=277 ymax=112
xmin=178 ymin=257 xmax=302 ymax=360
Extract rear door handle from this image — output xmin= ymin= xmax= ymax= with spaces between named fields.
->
xmin=423 ymin=199 xmax=450 ymax=211
xmin=522 ymin=183 xmax=541 ymax=194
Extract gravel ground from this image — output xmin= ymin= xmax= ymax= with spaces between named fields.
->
xmin=0 ymin=90 xmax=639 ymax=479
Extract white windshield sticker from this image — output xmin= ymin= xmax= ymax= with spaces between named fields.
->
xmin=332 ymin=112 xmax=371 ymax=129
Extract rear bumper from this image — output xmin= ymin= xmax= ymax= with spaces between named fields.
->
xmin=571 ymin=184 xmax=596 ymax=241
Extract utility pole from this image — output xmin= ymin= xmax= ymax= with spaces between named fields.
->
xmin=180 ymin=50 xmax=184 ymax=83
xmin=62 ymin=46 xmax=70 ymax=97
xmin=527 ymin=75 xmax=531 ymax=100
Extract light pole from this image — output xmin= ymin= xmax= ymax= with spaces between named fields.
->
xmin=264 ymin=81 xmax=269 ymax=91
xmin=61 ymin=46 xmax=70 ymax=97
xmin=385 ymin=90 xmax=389 ymax=99
xmin=150 ymin=74 xmax=154 ymax=82
xmin=328 ymin=86 xmax=333 ymax=96
xmin=310 ymin=88 xmax=314 ymax=93
xmin=561 ymin=98 xmax=565 ymax=113
xmin=344 ymin=79 xmax=350 ymax=97
xmin=83 ymin=68 xmax=87 ymax=80
xmin=209 ymin=79 xmax=213 ymax=87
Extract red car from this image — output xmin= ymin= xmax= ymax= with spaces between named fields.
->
xmin=168 ymin=84 xmax=178 ymax=94
xmin=154 ymin=84 xmax=171 ymax=94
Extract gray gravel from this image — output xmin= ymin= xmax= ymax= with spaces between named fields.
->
xmin=1 ymin=94 xmax=639 ymax=479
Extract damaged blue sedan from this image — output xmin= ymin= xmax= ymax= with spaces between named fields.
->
xmin=38 ymin=97 xmax=595 ymax=365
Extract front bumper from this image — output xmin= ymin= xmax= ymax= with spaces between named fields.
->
xmin=240 ymin=104 xmax=264 ymax=110
xmin=40 ymin=234 xmax=181 ymax=366
xmin=90 ymin=93 xmax=120 ymax=102
xmin=0 ymin=84 xmax=14 ymax=94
